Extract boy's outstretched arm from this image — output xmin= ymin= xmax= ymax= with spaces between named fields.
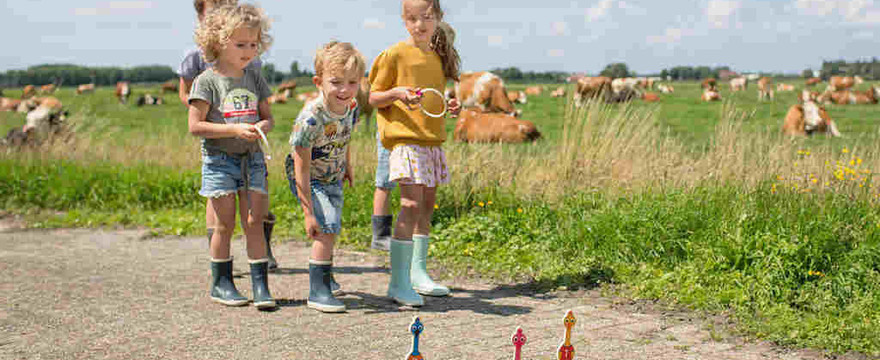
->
xmin=293 ymin=146 xmax=321 ymax=239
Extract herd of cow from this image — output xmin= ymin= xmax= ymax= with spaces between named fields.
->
xmin=2 ymin=73 xmax=877 ymax=146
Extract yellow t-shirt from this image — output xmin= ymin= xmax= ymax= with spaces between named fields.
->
xmin=369 ymin=41 xmax=446 ymax=150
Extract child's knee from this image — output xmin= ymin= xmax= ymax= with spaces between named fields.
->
xmin=400 ymin=198 xmax=419 ymax=212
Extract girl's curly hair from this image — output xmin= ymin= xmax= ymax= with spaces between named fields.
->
xmin=194 ymin=4 xmax=272 ymax=63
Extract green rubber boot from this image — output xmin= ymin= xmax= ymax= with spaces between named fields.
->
xmin=210 ymin=258 xmax=248 ymax=306
xmin=249 ymin=259 xmax=276 ymax=309
xmin=411 ymin=235 xmax=450 ymax=296
xmin=387 ymin=240 xmax=423 ymax=306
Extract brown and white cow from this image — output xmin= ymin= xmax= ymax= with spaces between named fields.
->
xmin=22 ymin=85 xmax=36 ymax=99
xmin=452 ymin=71 xmax=521 ymax=117
xmin=820 ymin=86 xmax=879 ymax=105
xmin=701 ymin=78 xmax=717 ymax=91
xmin=702 ymin=89 xmax=721 ymax=102
xmin=827 ymin=76 xmax=863 ymax=92
xmin=0 ymin=98 xmax=22 ymax=112
xmin=525 ymin=86 xmax=543 ymax=96
xmin=776 ymin=83 xmax=795 ymax=92
xmin=76 ymin=83 xmax=96 ymax=95
xmin=757 ymin=77 xmax=774 ymax=101
xmin=115 ymin=81 xmax=131 ymax=104
xmin=805 ymin=77 xmax=822 ymax=87
xmin=277 ymin=80 xmax=297 ymax=94
xmin=636 ymin=77 xmax=654 ymax=90
xmin=39 ymin=84 xmax=57 ymax=94
xmin=160 ymin=80 xmax=179 ymax=94
xmin=729 ymin=76 xmax=747 ymax=92
xmin=507 ymin=90 xmax=527 ymax=104
xmin=453 ymin=108 xmax=541 ymax=143
xmin=297 ymin=91 xmax=319 ymax=102
xmin=782 ymin=90 xmax=840 ymax=137
xmin=573 ymin=76 xmax=612 ymax=103
xmin=550 ymin=86 xmax=566 ymax=98
xmin=611 ymin=77 xmax=642 ymax=96
xmin=657 ymin=84 xmax=675 ymax=93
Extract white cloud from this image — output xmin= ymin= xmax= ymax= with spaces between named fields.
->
xmin=362 ymin=19 xmax=385 ymax=30
xmin=551 ymin=21 xmax=567 ymax=36
xmin=547 ymin=49 xmax=565 ymax=57
xmin=586 ymin=0 xmax=614 ymax=22
xmin=646 ymin=27 xmax=695 ymax=44
xmin=74 ymin=1 xmax=154 ymax=16
xmin=706 ymin=0 xmax=742 ymax=29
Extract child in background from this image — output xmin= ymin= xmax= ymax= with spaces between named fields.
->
xmin=187 ymin=4 xmax=275 ymax=309
xmin=285 ymin=41 xmax=364 ymax=313
xmin=368 ymin=0 xmax=461 ymax=306
xmin=178 ymin=0 xmax=279 ymax=270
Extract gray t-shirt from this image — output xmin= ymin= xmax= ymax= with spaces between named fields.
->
xmin=178 ymin=48 xmax=262 ymax=81
xmin=188 ymin=67 xmax=272 ymax=155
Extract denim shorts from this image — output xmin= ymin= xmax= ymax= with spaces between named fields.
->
xmin=285 ymin=154 xmax=344 ymax=234
xmin=199 ymin=151 xmax=268 ymax=198
xmin=375 ymin=132 xmax=396 ymax=189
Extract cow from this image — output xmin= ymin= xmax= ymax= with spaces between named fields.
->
xmin=115 ymin=81 xmax=131 ymax=104
xmin=702 ymin=89 xmax=721 ymax=102
xmin=776 ymin=83 xmax=795 ymax=92
xmin=636 ymin=77 xmax=655 ymax=90
xmin=805 ymin=77 xmax=822 ymax=87
xmin=828 ymin=76 xmax=863 ymax=92
xmin=22 ymin=85 xmax=36 ymax=99
xmin=798 ymin=90 xmax=820 ymax=103
xmin=297 ymin=91 xmax=319 ymax=102
xmin=136 ymin=94 xmax=164 ymax=106
xmin=525 ymin=86 xmax=543 ymax=96
xmin=160 ymin=80 xmax=179 ymax=94
xmin=39 ymin=84 xmax=57 ymax=94
xmin=76 ymin=83 xmax=96 ymax=95
xmin=701 ymin=78 xmax=717 ymax=91
xmin=819 ymin=86 xmax=879 ymax=105
xmin=782 ymin=90 xmax=840 ymax=137
xmin=729 ymin=76 xmax=747 ymax=92
xmin=611 ymin=77 xmax=642 ymax=96
xmin=450 ymin=71 xmax=521 ymax=117
xmin=0 ymin=97 xmax=22 ymax=112
xmin=276 ymin=80 xmax=297 ymax=94
xmin=641 ymin=92 xmax=660 ymax=102
xmin=757 ymin=77 xmax=774 ymax=101
xmin=550 ymin=86 xmax=566 ymax=98
xmin=657 ymin=84 xmax=675 ymax=93
xmin=453 ymin=108 xmax=540 ymax=143
xmin=34 ymin=96 xmax=63 ymax=112
xmin=6 ymin=106 xmax=69 ymax=147
xmin=745 ymin=74 xmax=760 ymax=81
xmin=507 ymin=90 xmax=527 ymax=104
xmin=607 ymin=87 xmax=640 ymax=103
xmin=573 ymin=76 xmax=612 ymax=103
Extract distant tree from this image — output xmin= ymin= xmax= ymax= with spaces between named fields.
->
xmin=659 ymin=69 xmax=669 ymax=80
xmin=290 ymin=61 xmax=300 ymax=77
xmin=600 ymin=63 xmax=630 ymax=78
xmin=801 ymin=68 xmax=813 ymax=78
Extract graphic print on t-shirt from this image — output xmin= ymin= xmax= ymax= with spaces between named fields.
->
xmin=222 ymin=88 xmax=259 ymax=124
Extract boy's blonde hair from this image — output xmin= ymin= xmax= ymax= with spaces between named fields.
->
xmin=194 ymin=4 xmax=272 ymax=63
xmin=314 ymin=41 xmax=366 ymax=79
xmin=193 ymin=0 xmax=236 ymax=16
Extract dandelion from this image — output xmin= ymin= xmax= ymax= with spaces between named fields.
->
xmin=857 ymin=158 xmax=863 ymax=165
xmin=777 ymin=175 xmax=784 ymax=181
xmin=843 ymin=148 xmax=850 ymax=154
xmin=487 ymin=201 xmax=493 ymax=205
xmin=517 ymin=208 xmax=523 ymax=214
xmin=478 ymin=202 xmax=485 ymax=207
xmin=434 ymin=204 xmax=439 ymax=209
xmin=811 ymin=179 xmax=818 ymax=184
xmin=771 ymin=184 xmax=778 ymax=194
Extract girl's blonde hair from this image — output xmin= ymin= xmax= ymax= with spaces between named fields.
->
xmin=194 ymin=4 xmax=272 ymax=63
xmin=424 ymin=0 xmax=460 ymax=81
xmin=314 ymin=41 xmax=366 ymax=78
xmin=193 ymin=0 xmax=236 ymax=16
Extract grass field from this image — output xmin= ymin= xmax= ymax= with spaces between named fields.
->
xmin=2 ymin=81 xmax=880 ymax=355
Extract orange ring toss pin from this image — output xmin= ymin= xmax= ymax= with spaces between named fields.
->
xmin=557 ymin=310 xmax=576 ymax=360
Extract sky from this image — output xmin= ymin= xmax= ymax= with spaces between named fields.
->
xmin=2 ymin=0 xmax=879 ymax=75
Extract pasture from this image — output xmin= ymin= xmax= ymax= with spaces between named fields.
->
xmin=2 ymin=80 xmax=880 ymax=355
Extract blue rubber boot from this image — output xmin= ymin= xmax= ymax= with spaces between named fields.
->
xmin=210 ymin=258 xmax=248 ymax=306
xmin=308 ymin=259 xmax=346 ymax=313
xmin=249 ymin=259 xmax=276 ymax=309
xmin=411 ymin=235 xmax=450 ymax=296
xmin=387 ymin=240 xmax=423 ymax=306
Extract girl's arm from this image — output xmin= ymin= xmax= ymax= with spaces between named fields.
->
xmin=369 ymin=86 xmax=421 ymax=109
xmin=256 ymin=99 xmax=274 ymax=134
xmin=293 ymin=145 xmax=321 ymax=238
xmin=187 ymin=99 xmax=259 ymax=140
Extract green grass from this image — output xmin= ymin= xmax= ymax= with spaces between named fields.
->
xmin=3 ymin=82 xmax=880 ymax=356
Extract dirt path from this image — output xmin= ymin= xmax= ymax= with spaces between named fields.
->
xmin=0 ymin=228 xmax=829 ymax=360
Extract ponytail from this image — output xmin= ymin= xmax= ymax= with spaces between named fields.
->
xmin=431 ymin=21 xmax=460 ymax=81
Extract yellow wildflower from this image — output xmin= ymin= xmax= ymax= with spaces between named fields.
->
xmin=434 ymin=204 xmax=439 ymax=209
xmin=811 ymin=179 xmax=818 ymax=184
xmin=487 ymin=201 xmax=493 ymax=205
xmin=478 ymin=202 xmax=485 ymax=207
xmin=843 ymin=148 xmax=849 ymax=154
xmin=517 ymin=208 xmax=523 ymax=213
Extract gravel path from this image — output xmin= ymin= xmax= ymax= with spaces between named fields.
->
xmin=0 ymin=228 xmax=831 ymax=359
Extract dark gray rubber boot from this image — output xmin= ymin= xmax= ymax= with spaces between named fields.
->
xmin=264 ymin=212 xmax=278 ymax=270
xmin=308 ymin=260 xmax=346 ymax=313
xmin=249 ymin=259 xmax=276 ymax=309
xmin=210 ymin=258 xmax=248 ymax=306
xmin=370 ymin=215 xmax=393 ymax=251
xmin=329 ymin=259 xmax=342 ymax=295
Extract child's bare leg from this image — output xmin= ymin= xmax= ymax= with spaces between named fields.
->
xmin=411 ymin=186 xmax=449 ymax=296
xmin=206 ymin=198 xmax=217 ymax=244
xmin=238 ymin=190 xmax=267 ymax=260
xmin=394 ymin=184 xmax=424 ymax=240
xmin=310 ymin=232 xmax=336 ymax=261
xmin=373 ymin=188 xmax=393 ymax=215
xmin=209 ymin=194 xmax=237 ymax=260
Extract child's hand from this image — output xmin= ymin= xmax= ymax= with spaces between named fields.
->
xmin=233 ymin=123 xmax=259 ymax=141
xmin=396 ymin=87 xmax=422 ymax=110
xmin=447 ymin=98 xmax=461 ymax=116
xmin=304 ymin=215 xmax=321 ymax=239
xmin=255 ymin=120 xmax=272 ymax=134
xmin=343 ymin=168 xmax=354 ymax=188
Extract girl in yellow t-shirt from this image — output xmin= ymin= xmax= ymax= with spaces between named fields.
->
xmin=368 ymin=0 xmax=461 ymax=307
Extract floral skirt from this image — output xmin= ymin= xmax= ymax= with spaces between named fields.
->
xmin=388 ymin=144 xmax=449 ymax=188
